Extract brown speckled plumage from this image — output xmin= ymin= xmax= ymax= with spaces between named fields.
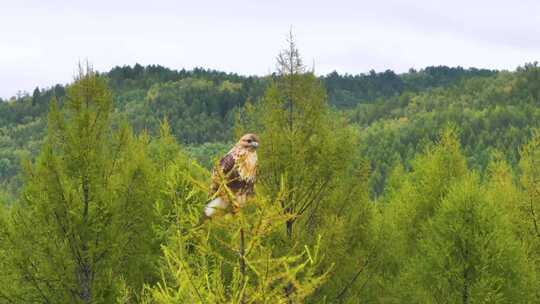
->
xmin=203 ymin=134 xmax=259 ymax=219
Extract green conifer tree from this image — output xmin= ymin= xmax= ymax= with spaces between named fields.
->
xmin=237 ymin=32 xmax=365 ymax=240
xmin=142 ymin=165 xmax=327 ymax=304
xmin=236 ymin=33 xmax=371 ymax=302
xmin=361 ymin=129 xmax=468 ymax=302
xmin=518 ymin=131 xmax=540 ymax=297
xmin=0 ymin=66 xmax=160 ymax=303
xmin=398 ymin=173 xmax=535 ymax=303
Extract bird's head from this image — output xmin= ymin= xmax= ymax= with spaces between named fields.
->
xmin=238 ymin=133 xmax=260 ymax=151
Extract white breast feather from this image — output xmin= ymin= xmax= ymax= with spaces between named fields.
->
xmin=237 ymin=152 xmax=257 ymax=182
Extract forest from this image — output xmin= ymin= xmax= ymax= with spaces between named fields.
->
xmin=1 ymin=37 xmax=540 ymax=303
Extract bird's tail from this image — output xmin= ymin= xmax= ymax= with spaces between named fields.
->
xmin=194 ymin=197 xmax=228 ymax=228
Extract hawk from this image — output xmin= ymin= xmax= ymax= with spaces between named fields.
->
xmin=201 ymin=133 xmax=259 ymax=221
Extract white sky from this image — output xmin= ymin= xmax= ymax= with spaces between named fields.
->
xmin=1 ymin=0 xmax=539 ymax=98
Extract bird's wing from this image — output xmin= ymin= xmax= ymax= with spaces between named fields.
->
xmin=210 ymin=149 xmax=237 ymax=196
xmin=219 ymin=150 xmax=236 ymax=175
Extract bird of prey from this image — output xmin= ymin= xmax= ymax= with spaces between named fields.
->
xmin=201 ymin=133 xmax=259 ymax=221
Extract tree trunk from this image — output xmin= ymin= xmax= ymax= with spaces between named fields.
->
xmin=79 ymin=174 xmax=92 ymax=303
xmin=462 ymin=247 xmax=469 ymax=304
xmin=78 ymin=263 xmax=92 ymax=304
xmin=239 ymin=228 xmax=246 ymax=304
xmin=462 ymin=270 xmax=469 ymax=304
xmin=285 ymin=218 xmax=294 ymax=303
xmin=286 ymin=219 xmax=293 ymax=239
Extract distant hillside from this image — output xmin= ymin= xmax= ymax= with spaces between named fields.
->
xmin=2 ymin=63 xmax=535 ymax=197
xmin=355 ymin=63 xmax=540 ymax=194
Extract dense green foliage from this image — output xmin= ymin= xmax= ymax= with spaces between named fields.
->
xmin=0 ymin=70 xmax=161 ymax=302
xmin=1 ymin=39 xmax=540 ymax=303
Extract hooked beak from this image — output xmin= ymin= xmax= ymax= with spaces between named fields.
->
xmin=251 ymin=142 xmax=259 ymax=149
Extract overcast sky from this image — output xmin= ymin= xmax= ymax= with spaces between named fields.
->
xmin=1 ymin=0 xmax=539 ymax=98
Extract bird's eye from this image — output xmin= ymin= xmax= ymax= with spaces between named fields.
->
xmin=247 ymin=139 xmax=252 ymax=143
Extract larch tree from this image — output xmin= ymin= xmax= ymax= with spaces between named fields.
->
xmin=355 ymin=129 xmax=468 ymax=302
xmin=398 ymin=173 xmax=535 ymax=303
xmin=236 ymin=32 xmax=371 ymax=302
xmin=518 ymin=131 xmax=540 ymax=297
xmin=237 ymin=32 xmax=366 ymax=240
xmin=520 ymin=131 xmax=540 ymax=241
xmin=0 ymin=66 xmax=160 ymax=303
xmin=142 ymin=157 xmax=327 ymax=304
